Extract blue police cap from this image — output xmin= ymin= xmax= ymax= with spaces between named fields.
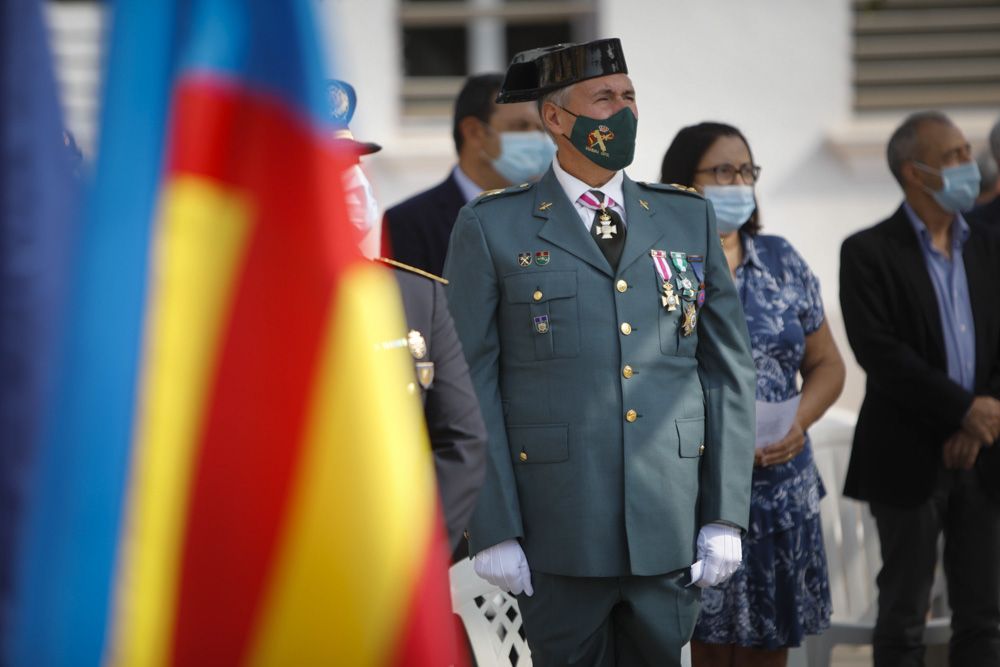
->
xmin=326 ymin=79 xmax=381 ymax=155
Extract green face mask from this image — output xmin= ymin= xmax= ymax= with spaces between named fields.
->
xmin=560 ymin=105 xmax=637 ymax=171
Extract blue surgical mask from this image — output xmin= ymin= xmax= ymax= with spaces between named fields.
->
xmin=703 ymin=185 xmax=756 ymax=233
xmin=914 ymin=161 xmax=981 ymax=213
xmin=490 ymin=131 xmax=556 ymax=184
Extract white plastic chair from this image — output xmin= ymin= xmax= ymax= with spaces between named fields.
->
xmin=450 ymin=558 xmax=533 ymax=666
xmin=448 ymin=559 xmax=693 ymax=666
xmin=801 ymin=408 xmax=951 ymax=667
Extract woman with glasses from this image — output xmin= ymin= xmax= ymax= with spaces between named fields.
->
xmin=661 ymin=122 xmax=846 ymax=667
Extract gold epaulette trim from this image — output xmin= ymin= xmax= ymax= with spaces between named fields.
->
xmin=375 ymin=257 xmax=449 ymax=285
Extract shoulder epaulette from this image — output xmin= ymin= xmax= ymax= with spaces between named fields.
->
xmin=471 ymin=181 xmax=535 ymax=205
xmin=637 ymin=181 xmax=704 ymax=199
xmin=375 ymin=257 xmax=449 ymax=285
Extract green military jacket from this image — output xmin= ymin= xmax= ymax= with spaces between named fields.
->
xmin=444 ymin=166 xmax=755 ymax=577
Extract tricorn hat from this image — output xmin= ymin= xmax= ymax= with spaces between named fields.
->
xmin=326 ymin=79 xmax=382 ymax=155
xmin=496 ymin=38 xmax=628 ymax=104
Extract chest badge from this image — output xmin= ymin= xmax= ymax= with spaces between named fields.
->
xmin=415 ymin=361 xmax=435 ymax=389
xmin=681 ymin=302 xmax=698 ymax=336
xmin=407 ymin=330 xmax=427 ymax=359
xmin=518 ymin=252 xmax=532 ymax=267
xmin=533 ymin=314 xmax=550 ymax=334
xmin=535 ymin=250 xmax=550 ymax=266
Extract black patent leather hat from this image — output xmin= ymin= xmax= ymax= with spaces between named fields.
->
xmin=496 ymin=38 xmax=628 ymax=104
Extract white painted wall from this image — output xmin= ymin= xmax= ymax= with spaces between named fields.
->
xmin=49 ymin=0 xmax=1000 ymax=411
xmin=313 ymin=0 xmax=884 ymax=409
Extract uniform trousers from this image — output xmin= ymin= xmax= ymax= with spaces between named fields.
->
xmin=870 ymin=468 xmax=1000 ymax=667
xmin=516 ymin=569 xmax=699 ymax=667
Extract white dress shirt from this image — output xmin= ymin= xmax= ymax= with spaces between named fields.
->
xmin=551 ymin=156 xmax=627 ymax=230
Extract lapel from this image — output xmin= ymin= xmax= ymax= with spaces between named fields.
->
xmin=960 ymin=223 xmax=993 ymax=381
xmin=438 ymin=173 xmax=466 ymax=218
xmin=885 ymin=205 xmax=946 ymax=359
xmin=533 ymin=168 xmax=613 ymax=277
xmin=617 ymin=176 xmax=666 ymax=272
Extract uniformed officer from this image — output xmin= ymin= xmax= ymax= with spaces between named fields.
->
xmin=328 ymin=80 xmax=488 ymax=558
xmin=443 ymin=39 xmax=756 ymax=665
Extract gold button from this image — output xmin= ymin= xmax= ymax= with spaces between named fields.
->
xmin=519 ymin=451 xmax=528 ymax=462
xmin=620 ymin=322 xmax=632 ymax=335
xmin=622 ymin=365 xmax=633 ymax=379
xmin=533 ymin=290 xmax=543 ymax=301
xmin=616 ymin=279 xmax=628 ymax=293
xmin=699 ymin=444 xmax=706 ymax=455
xmin=625 ymin=409 xmax=637 ymax=422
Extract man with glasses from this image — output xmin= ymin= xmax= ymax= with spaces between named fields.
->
xmin=444 ymin=38 xmax=756 ymax=666
xmin=840 ymin=111 xmax=1000 ymax=666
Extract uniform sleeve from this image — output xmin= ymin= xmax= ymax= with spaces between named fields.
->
xmin=840 ymin=233 xmax=972 ymax=428
xmin=695 ymin=203 xmax=756 ymax=531
xmin=443 ymin=205 xmax=524 ymax=553
xmin=783 ymin=239 xmax=825 ymax=335
xmin=425 ymin=281 xmax=488 ymax=553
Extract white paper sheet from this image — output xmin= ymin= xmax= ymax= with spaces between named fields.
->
xmin=755 ymin=396 xmax=800 ymax=450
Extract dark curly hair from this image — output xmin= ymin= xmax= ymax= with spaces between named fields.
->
xmin=659 ymin=122 xmax=761 ymax=235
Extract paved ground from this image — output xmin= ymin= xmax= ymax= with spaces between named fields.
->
xmin=831 ymin=643 xmax=950 ymax=666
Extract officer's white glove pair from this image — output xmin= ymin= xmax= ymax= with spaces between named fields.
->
xmin=474 ymin=526 xmax=740 ymax=594
xmin=690 ymin=523 xmax=742 ymax=588
xmin=473 ymin=539 xmax=534 ymax=596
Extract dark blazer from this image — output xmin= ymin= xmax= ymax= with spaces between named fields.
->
xmin=381 ymin=173 xmax=468 ymax=277
xmin=840 ymin=204 xmax=1000 ymax=507
xmin=390 ymin=263 xmax=488 ymax=557
xmin=966 ymin=196 xmax=1000 ymax=227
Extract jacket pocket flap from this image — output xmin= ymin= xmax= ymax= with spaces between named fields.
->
xmin=676 ymin=417 xmax=705 ymax=458
xmin=508 ymin=424 xmax=569 ymax=463
xmin=503 ymin=271 xmax=577 ymax=304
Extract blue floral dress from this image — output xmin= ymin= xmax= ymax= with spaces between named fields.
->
xmin=692 ymin=234 xmax=832 ymax=649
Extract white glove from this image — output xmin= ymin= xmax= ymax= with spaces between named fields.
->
xmin=690 ymin=524 xmax=742 ymax=589
xmin=473 ymin=539 xmax=534 ymax=596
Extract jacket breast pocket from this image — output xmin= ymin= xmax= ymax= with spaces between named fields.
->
xmin=656 ymin=275 xmax=699 ymax=357
xmin=502 ymin=271 xmax=580 ymax=360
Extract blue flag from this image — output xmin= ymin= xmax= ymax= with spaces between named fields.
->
xmin=0 ymin=0 xmax=79 ymax=651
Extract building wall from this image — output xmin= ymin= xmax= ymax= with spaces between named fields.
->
xmin=49 ymin=0 xmax=1000 ymax=413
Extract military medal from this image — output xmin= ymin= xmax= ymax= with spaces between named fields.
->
xmin=651 ymin=250 xmax=679 ymax=311
xmin=662 ymin=281 xmax=679 ymax=311
xmin=688 ymin=255 xmax=706 ymax=307
xmin=594 ymin=210 xmax=617 ymax=240
xmin=670 ymin=251 xmax=688 ymax=273
xmin=681 ymin=302 xmax=698 ymax=336
xmin=533 ymin=314 xmax=549 ymax=334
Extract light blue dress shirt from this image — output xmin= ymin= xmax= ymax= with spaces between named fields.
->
xmin=904 ymin=203 xmax=976 ymax=391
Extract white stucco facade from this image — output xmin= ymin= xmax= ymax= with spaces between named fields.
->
xmin=50 ymin=0 xmax=1000 ymax=411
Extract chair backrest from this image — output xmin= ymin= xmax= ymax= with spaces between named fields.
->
xmin=450 ymin=558 xmax=532 ymax=667
xmin=809 ymin=408 xmax=882 ymax=624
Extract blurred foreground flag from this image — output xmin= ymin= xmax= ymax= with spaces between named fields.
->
xmin=6 ymin=0 xmax=459 ymax=665
xmin=0 ymin=0 xmax=78 ymax=646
